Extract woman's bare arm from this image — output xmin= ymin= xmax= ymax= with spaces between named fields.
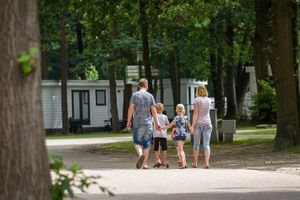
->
xmin=192 ymin=102 xmax=198 ymax=127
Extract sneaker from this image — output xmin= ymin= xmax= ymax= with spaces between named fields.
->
xmin=136 ymin=155 xmax=145 ymax=169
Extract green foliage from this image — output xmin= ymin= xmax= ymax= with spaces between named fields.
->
xmin=85 ymin=64 xmax=99 ymax=80
xmin=38 ymin=0 xmax=256 ymax=82
xmin=17 ymin=48 xmax=38 ymax=74
xmin=49 ymin=151 xmax=113 ymax=200
xmin=250 ymin=80 xmax=276 ymax=123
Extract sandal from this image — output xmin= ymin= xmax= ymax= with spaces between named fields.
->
xmin=153 ymin=162 xmax=161 ymax=168
xmin=204 ymin=165 xmax=210 ymax=169
xmin=161 ymin=163 xmax=169 ymax=168
xmin=136 ymin=155 xmax=145 ymax=169
xmin=142 ymin=165 xmax=149 ymax=169
xmin=179 ymin=164 xmax=187 ymax=169
xmin=191 ymin=163 xmax=198 ymax=168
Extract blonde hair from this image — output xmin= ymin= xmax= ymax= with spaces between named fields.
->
xmin=138 ymin=78 xmax=148 ymax=88
xmin=155 ymin=103 xmax=164 ymax=114
xmin=196 ymin=84 xmax=208 ymax=97
xmin=176 ymin=104 xmax=185 ymax=119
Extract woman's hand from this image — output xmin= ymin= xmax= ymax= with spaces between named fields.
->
xmin=189 ymin=127 xmax=194 ymax=135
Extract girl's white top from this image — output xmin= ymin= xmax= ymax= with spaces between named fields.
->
xmin=194 ymin=96 xmax=211 ymax=125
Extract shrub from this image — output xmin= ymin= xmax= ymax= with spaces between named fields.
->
xmin=249 ymin=80 xmax=276 ymax=123
xmin=49 ymin=151 xmax=113 ymax=200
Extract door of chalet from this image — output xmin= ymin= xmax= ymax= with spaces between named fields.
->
xmin=71 ymin=90 xmax=90 ymax=124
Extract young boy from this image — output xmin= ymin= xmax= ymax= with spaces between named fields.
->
xmin=153 ymin=103 xmax=169 ymax=168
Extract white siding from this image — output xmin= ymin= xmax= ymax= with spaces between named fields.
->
xmin=42 ymin=80 xmax=125 ymax=129
xmin=42 ymin=86 xmax=62 ymax=129
xmin=42 ymin=79 xmax=204 ymax=129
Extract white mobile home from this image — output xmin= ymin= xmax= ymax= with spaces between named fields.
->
xmin=42 ymin=79 xmax=207 ymax=132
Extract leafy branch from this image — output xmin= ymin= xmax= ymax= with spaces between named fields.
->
xmin=49 ymin=151 xmax=114 ymax=200
xmin=17 ymin=47 xmax=38 ymax=74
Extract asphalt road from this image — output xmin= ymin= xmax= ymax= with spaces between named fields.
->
xmin=75 ymin=168 xmax=300 ymax=200
xmin=47 ymin=133 xmax=300 ymax=200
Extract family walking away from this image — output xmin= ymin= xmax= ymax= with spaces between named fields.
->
xmin=127 ymin=78 xmax=212 ymax=169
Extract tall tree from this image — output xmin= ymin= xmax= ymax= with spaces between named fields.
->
xmin=170 ymin=49 xmax=181 ymax=114
xmin=270 ymin=0 xmax=300 ymax=150
xmin=225 ymin=12 xmax=238 ymax=119
xmin=139 ymin=0 xmax=154 ymax=95
xmin=0 ymin=0 xmax=51 ymax=199
xmin=109 ymin=20 xmax=120 ymax=132
xmin=59 ymin=14 xmax=69 ymax=134
xmin=254 ymin=0 xmax=272 ymax=90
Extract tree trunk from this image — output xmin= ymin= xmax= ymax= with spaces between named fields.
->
xmin=139 ymin=0 xmax=154 ymax=95
xmin=292 ymin=2 xmax=300 ymax=135
xmin=157 ymin=54 xmax=164 ymax=104
xmin=254 ymin=0 xmax=272 ymax=91
xmin=109 ymin=20 xmax=120 ymax=132
xmin=170 ymin=51 xmax=181 ymax=115
xmin=60 ymin=16 xmax=69 ymax=134
xmin=236 ymin=63 xmax=250 ymax=114
xmin=76 ymin=23 xmax=84 ymax=54
xmin=41 ymin=50 xmax=49 ymax=79
xmin=270 ymin=0 xmax=300 ymax=150
xmin=123 ymin=83 xmax=132 ymax=121
xmin=211 ymin=49 xmax=225 ymax=118
xmin=0 ymin=0 xmax=52 ymax=199
xmin=225 ymin=20 xmax=238 ymax=119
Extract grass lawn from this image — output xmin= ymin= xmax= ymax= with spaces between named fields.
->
xmin=237 ymin=129 xmax=276 ymax=135
xmin=47 ymin=132 xmax=132 ymax=139
xmin=98 ymin=137 xmax=274 ymax=154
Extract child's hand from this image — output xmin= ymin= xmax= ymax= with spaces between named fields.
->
xmin=189 ymin=127 xmax=194 ymax=135
xmin=155 ymin=124 xmax=161 ymax=130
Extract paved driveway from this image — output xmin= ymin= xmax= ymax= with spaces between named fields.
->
xmin=47 ymin=133 xmax=300 ymax=200
xmin=75 ymin=168 xmax=300 ymax=200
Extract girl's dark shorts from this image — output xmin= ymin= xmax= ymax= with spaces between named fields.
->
xmin=175 ymin=135 xmax=186 ymax=141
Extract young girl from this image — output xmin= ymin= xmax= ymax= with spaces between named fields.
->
xmin=161 ymin=104 xmax=193 ymax=169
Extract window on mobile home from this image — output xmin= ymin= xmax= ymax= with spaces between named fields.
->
xmin=96 ymin=90 xmax=106 ymax=105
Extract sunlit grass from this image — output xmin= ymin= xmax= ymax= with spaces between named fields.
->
xmin=233 ymin=138 xmax=273 ymax=145
xmin=285 ymin=145 xmax=300 ymax=154
xmin=98 ymin=138 xmax=273 ymax=154
xmin=238 ymin=129 xmax=276 ymax=135
xmin=47 ymin=132 xmax=132 ymax=139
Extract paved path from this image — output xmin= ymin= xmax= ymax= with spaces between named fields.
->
xmin=46 ymin=136 xmax=131 ymax=147
xmin=75 ymin=168 xmax=300 ymax=200
xmin=47 ymin=131 xmax=300 ymax=200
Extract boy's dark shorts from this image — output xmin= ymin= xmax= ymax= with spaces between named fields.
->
xmin=153 ymin=137 xmax=167 ymax=151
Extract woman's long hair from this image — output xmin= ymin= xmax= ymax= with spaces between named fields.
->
xmin=196 ymin=84 xmax=208 ymax=97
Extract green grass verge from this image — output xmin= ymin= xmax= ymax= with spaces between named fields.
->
xmin=236 ymin=126 xmax=258 ymax=130
xmin=98 ymin=138 xmax=272 ymax=154
xmin=237 ymin=129 xmax=276 ymax=135
xmin=284 ymin=145 xmax=300 ymax=154
xmin=47 ymin=132 xmax=132 ymax=139
xmin=232 ymin=138 xmax=273 ymax=145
